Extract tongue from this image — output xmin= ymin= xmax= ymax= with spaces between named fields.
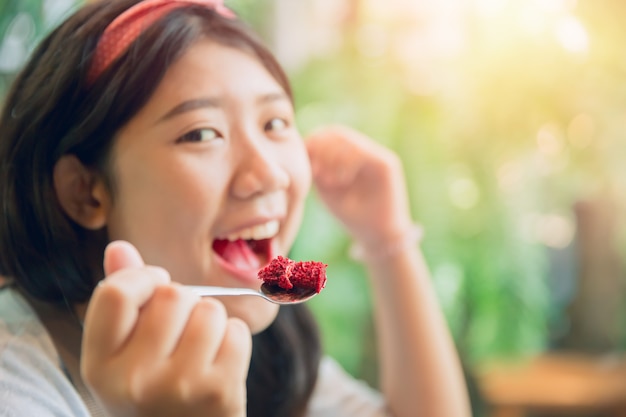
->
xmin=220 ymin=239 xmax=261 ymax=270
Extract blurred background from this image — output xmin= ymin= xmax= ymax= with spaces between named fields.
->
xmin=3 ymin=0 xmax=626 ymax=415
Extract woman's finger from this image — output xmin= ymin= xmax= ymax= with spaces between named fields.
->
xmin=83 ymin=241 xmax=171 ymax=364
xmin=124 ymin=284 xmax=200 ymax=361
xmin=104 ymin=240 xmax=145 ymax=274
xmin=170 ymin=298 xmax=229 ymax=378
xmin=211 ymin=317 xmax=252 ymax=383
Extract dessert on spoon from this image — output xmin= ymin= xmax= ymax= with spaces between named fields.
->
xmin=188 ymin=255 xmax=327 ymax=305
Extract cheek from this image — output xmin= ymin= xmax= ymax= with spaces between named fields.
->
xmin=286 ymin=147 xmax=312 ymax=229
xmin=281 ymin=145 xmax=311 ymax=248
xmin=106 ymin=158 xmax=223 ymax=243
xmin=288 ymin=144 xmax=312 ymax=198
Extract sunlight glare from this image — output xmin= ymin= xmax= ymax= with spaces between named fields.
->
xmin=555 ymin=15 xmax=589 ymax=54
xmin=356 ymin=24 xmax=389 ymax=58
xmin=474 ymin=0 xmax=508 ymax=19
xmin=536 ymin=124 xmax=564 ymax=156
xmin=526 ymin=213 xmax=575 ymax=249
xmin=567 ymin=114 xmax=595 ymax=149
xmin=449 ymin=177 xmax=480 ymax=210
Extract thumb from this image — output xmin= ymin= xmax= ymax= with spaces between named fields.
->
xmin=103 ymin=240 xmax=145 ymax=276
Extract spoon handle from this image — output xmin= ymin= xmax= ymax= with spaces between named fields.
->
xmin=187 ymin=286 xmax=260 ymax=298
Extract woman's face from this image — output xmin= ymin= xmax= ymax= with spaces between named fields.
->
xmin=103 ymin=39 xmax=311 ymax=333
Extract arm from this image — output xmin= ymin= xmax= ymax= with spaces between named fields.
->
xmin=306 ymin=126 xmax=471 ymax=417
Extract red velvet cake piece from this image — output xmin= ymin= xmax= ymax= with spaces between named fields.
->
xmin=258 ymin=255 xmax=295 ymax=290
xmin=290 ymin=261 xmax=327 ymax=293
xmin=258 ymin=255 xmax=327 ymax=294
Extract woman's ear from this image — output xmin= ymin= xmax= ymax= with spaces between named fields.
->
xmin=53 ymin=155 xmax=110 ymax=230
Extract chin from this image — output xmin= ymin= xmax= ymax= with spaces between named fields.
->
xmin=220 ymin=297 xmax=280 ymax=334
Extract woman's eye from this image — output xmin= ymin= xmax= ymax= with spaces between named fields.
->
xmin=176 ymin=128 xmax=221 ymax=143
xmin=264 ymin=118 xmax=288 ymax=132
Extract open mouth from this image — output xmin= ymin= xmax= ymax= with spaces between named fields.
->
xmin=212 ymin=238 xmax=272 ymax=271
xmin=212 ymin=219 xmax=279 ymax=275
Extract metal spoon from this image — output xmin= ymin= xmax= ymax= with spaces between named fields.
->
xmin=187 ymin=283 xmax=318 ymax=305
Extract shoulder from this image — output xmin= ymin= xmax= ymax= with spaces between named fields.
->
xmin=0 ymin=286 xmax=57 ymax=359
xmin=0 ymin=287 xmax=89 ymax=417
xmin=305 ymin=356 xmax=393 ymax=417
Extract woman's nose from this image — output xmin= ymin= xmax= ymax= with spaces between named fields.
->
xmin=231 ymin=139 xmax=290 ymax=199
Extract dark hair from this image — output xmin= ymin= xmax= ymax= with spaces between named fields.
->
xmin=0 ymin=1 xmax=320 ymax=416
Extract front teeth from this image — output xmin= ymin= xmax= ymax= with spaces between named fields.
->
xmin=225 ymin=220 xmax=279 ymax=241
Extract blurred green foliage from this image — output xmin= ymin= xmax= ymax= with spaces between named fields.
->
xmin=0 ymin=0 xmax=80 ymax=104
xmin=289 ymin=0 xmax=626 ymax=380
xmin=288 ymin=15 xmax=550 ymax=377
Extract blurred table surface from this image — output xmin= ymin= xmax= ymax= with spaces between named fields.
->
xmin=475 ymin=352 xmax=626 ymax=417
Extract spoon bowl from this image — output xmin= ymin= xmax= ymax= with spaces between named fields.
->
xmin=187 ymin=284 xmax=318 ymax=305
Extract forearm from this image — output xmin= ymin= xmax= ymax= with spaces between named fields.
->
xmin=364 ymin=246 xmax=471 ymax=417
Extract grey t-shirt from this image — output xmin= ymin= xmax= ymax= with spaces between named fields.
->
xmin=0 ymin=287 xmax=389 ymax=417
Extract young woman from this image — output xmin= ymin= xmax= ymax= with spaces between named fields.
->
xmin=0 ymin=1 xmax=471 ymax=416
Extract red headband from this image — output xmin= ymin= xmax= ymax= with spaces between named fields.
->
xmin=87 ymin=0 xmax=235 ymax=84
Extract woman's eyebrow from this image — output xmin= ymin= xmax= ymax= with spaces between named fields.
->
xmin=157 ymin=97 xmax=221 ymax=123
xmin=257 ymin=92 xmax=289 ymax=105
xmin=156 ymin=93 xmax=289 ymax=124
